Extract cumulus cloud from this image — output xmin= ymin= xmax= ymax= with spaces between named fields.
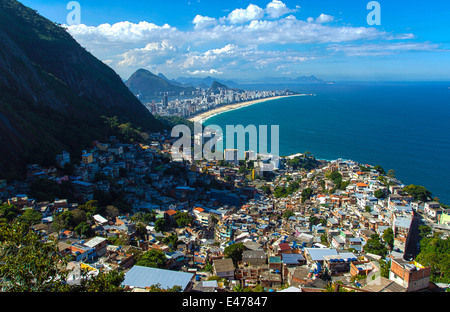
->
xmin=227 ymin=4 xmax=265 ymax=24
xmin=118 ymin=40 xmax=179 ymax=67
xmin=66 ymin=21 xmax=177 ymax=44
xmin=265 ymin=0 xmax=299 ymax=19
xmin=315 ymin=14 xmax=334 ymax=24
xmin=193 ymin=15 xmax=217 ymax=29
xmin=187 ymin=69 xmax=223 ymax=75
xmin=63 ymin=0 xmax=435 ymax=79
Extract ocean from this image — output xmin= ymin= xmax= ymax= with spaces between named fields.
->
xmin=204 ymin=81 xmax=450 ymax=204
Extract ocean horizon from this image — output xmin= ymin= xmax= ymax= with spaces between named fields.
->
xmin=204 ymin=81 xmax=450 ymax=204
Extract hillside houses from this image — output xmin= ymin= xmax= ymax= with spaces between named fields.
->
xmin=1 ymin=134 xmax=449 ymax=293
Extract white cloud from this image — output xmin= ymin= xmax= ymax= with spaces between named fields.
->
xmin=63 ymin=1 xmax=437 ymax=80
xmin=193 ymin=15 xmax=217 ymax=29
xmin=265 ymin=0 xmax=299 ymax=19
xmin=328 ymin=42 xmax=441 ymax=56
xmin=228 ymin=4 xmax=265 ymax=24
xmin=204 ymin=44 xmax=237 ymax=56
xmin=315 ymin=14 xmax=334 ymax=24
xmin=118 ymin=40 xmax=179 ymax=67
xmin=187 ymin=69 xmax=223 ymax=75
xmin=66 ymin=21 xmax=177 ymax=44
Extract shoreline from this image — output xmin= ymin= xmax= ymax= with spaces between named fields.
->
xmin=187 ymin=94 xmax=306 ymax=123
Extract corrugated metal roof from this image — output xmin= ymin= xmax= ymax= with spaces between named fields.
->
xmin=122 ymin=266 xmax=194 ymax=290
xmin=281 ymin=253 xmax=305 ymax=264
xmin=305 ymin=248 xmax=339 ymax=261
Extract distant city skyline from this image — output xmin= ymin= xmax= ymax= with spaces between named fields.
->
xmin=21 ymin=0 xmax=450 ymax=81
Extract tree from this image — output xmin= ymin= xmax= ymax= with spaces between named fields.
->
xmin=321 ymin=233 xmax=328 ymax=245
xmin=105 ymin=205 xmax=120 ymax=219
xmin=260 ymin=185 xmax=272 ymax=196
xmin=282 ymin=210 xmax=295 ymax=220
xmin=379 ymin=259 xmax=391 ymax=278
xmin=373 ymin=165 xmax=386 ymax=175
xmin=78 ymin=269 xmax=125 ymax=292
xmin=387 ymin=170 xmax=396 ymax=178
xmin=403 ymin=185 xmax=432 ymax=202
xmin=363 ymin=234 xmax=387 ymax=258
xmin=146 ymin=283 xmax=182 ymax=292
xmin=135 ymin=222 xmax=147 ymax=240
xmin=0 ymin=221 xmax=124 ymax=292
xmin=162 ymin=232 xmax=179 ymax=250
xmin=416 ymin=234 xmax=450 ymax=283
xmin=19 ymin=209 xmax=42 ymax=225
xmin=419 ymin=225 xmax=432 ymax=238
xmin=174 ymin=212 xmax=194 ymax=228
xmin=224 ymin=243 xmax=245 ymax=266
xmin=301 ymin=188 xmax=313 ymax=203
xmin=136 ymin=249 xmax=168 ymax=269
xmin=0 ymin=221 xmax=70 ymax=291
xmin=274 ymin=186 xmax=289 ymax=198
xmin=359 ymin=166 xmax=371 ymax=173
xmin=155 ymin=218 xmax=166 ymax=233
xmin=382 ymin=228 xmax=394 ymax=251
xmin=0 ymin=203 xmax=20 ymax=222
xmin=74 ymin=221 xmax=94 ymax=238
xmin=53 ymin=210 xmax=74 ymax=232
xmin=374 ymin=189 xmax=386 ymax=199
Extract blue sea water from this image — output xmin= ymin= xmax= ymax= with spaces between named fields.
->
xmin=204 ymin=82 xmax=450 ymax=204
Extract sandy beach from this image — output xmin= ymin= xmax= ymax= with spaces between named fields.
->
xmin=188 ymin=94 xmax=304 ymax=123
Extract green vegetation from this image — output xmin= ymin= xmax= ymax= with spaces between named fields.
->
xmin=136 ymin=249 xmax=168 ymax=269
xmin=382 ymin=227 xmax=394 ymax=251
xmin=286 ymin=154 xmax=320 ymax=171
xmin=145 ymin=283 xmax=182 ymax=292
xmin=155 ymin=115 xmax=196 ymax=133
xmin=309 ymin=216 xmax=326 ymax=229
xmin=416 ymin=234 xmax=450 ymax=283
xmin=29 ymin=178 xmax=75 ymax=202
xmin=224 ymin=242 xmax=246 ymax=266
xmin=174 ymin=212 xmax=194 ymax=228
xmin=273 ymin=181 xmax=300 ymax=198
xmin=282 ymin=210 xmax=295 ymax=220
xmin=0 ymin=0 xmax=166 ymax=179
xmin=374 ymin=189 xmax=387 ymax=199
xmin=301 ymin=188 xmax=313 ymax=203
xmin=325 ymin=171 xmax=350 ymax=193
xmin=403 ymin=184 xmax=432 ymax=202
xmin=363 ymin=234 xmax=388 ymax=258
xmin=0 ymin=221 xmax=124 ymax=292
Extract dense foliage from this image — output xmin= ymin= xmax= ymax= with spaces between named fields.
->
xmin=416 ymin=234 xmax=450 ymax=283
xmin=286 ymin=154 xmax=320 ymax=171
xmin=0 ymin=221 xmax=124 ymax=291
xmin=403 ymin=184 xmax=432 ymax=202
xmin=224 ymin=242 xmax=246 ymax=266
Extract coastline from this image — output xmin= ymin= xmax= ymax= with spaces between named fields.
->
xmin=187 ymin=94 xmax=305 ymax=123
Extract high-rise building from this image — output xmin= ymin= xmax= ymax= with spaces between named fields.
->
xmin=162 ymin=94 xmax=168 ymax=108
xmin=224 ymin=149 xmax=239 ymax=167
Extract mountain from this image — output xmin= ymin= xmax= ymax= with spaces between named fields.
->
xmin=125 ymin=69 xmax=196 ymax=101
xmin=0 ymin=0 xmax=166 ymax=179
xmin=210 ymin=81 xmax=230 ymax=92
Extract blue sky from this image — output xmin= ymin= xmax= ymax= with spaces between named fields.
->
xmin=20 ymin=0 xmax=450 ymax=81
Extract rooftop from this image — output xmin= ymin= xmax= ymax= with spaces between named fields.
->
xmin=122 ymin=266 xmax=194 ymax=290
